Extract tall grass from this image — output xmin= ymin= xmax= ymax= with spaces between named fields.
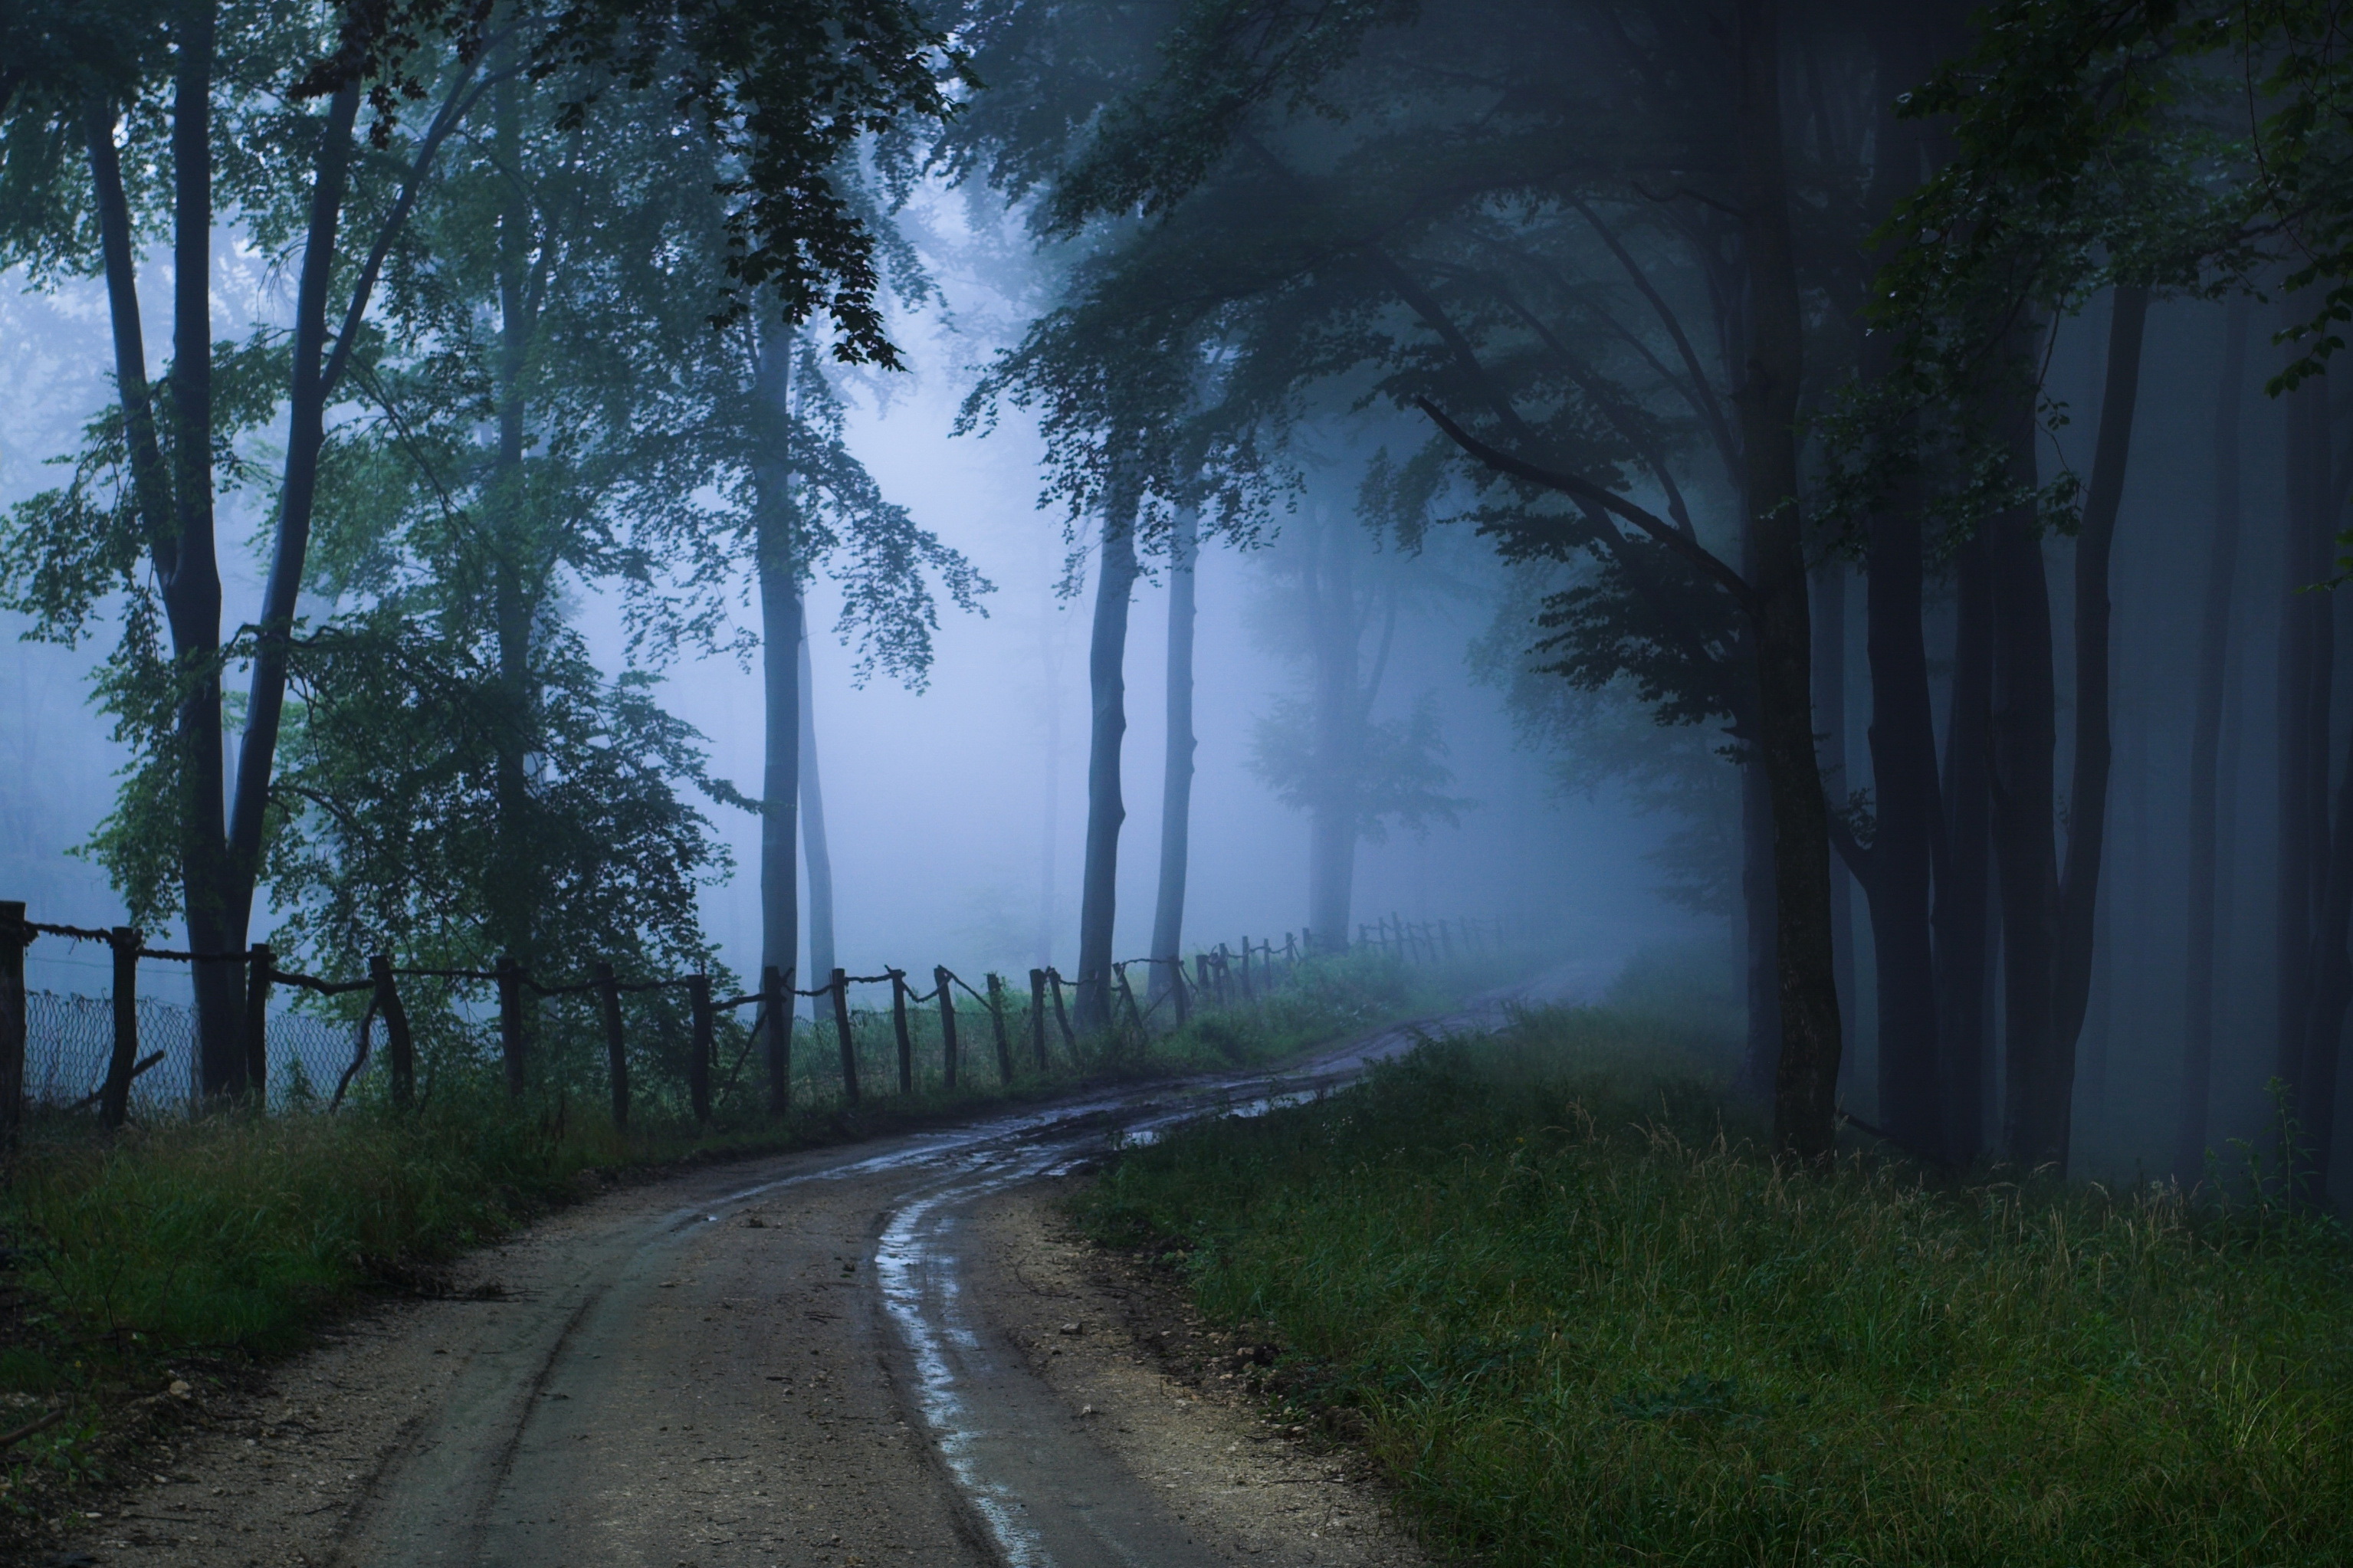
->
xmin=1079 ymin=1005 xmax=2353 ymax=1567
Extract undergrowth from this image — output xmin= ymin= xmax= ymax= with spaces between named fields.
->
xmin=1078 ymin=1000 xmax=2353 ymax=1567
xmin=0 ymin=946 xmax=1500 ymax=1520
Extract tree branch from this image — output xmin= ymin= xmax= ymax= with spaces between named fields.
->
xmin=1413 ymin=396 xmax=1757 ymax=615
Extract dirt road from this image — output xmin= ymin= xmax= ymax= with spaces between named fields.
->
xmin=64 ymin=973 xmax=1583 ymax=1568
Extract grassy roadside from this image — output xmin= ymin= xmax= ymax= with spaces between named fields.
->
xmin=0 ymin=947 xmax=1504 ymax=1527
xmin=1077 ymin=992 xmax=2353 ymax=1566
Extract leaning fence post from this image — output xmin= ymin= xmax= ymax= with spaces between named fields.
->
xmin=1047 ymin=969 xmax=1076 ymax=1055
xmin=763 ymin=964 xmax=791 ymax=1116
xmin=889 ymin=969 xmax=914 ymax=1094
xmin=1028 ymin=969 xmax=1049 ymax=1070
xmin=934 ymin=967 xmax=960 ymax=1091
xmin=371 ymin=954 xmax=414 ymax=1111
xmin=688 ymin=974 xmax=715 ymax=1123
xmin=497 ymin=956 xmax=527 ymax=1097
xmin=0 ymin=902 xmax=24 ymax=1149
xmin=1193 ymin=953 xmax=1212 ymax=1006
xmin=830 ymin=969 xmax=860 ymax=1107
xmin=595 ymin=961 xmax=629 ymax=1130
xmin=986 ymin=973 xmax=1014 ymax=1083
xmin=242 ymin=943 xmax=272 ymax=1107
xmin=100 ymin=926 xmax=139 ymax=1130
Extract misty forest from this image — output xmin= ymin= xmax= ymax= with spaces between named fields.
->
xmin=5 ymin=2 xmax=2353 ymax=1565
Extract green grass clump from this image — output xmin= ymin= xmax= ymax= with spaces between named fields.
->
xmin=1078 ymin=1005 xmax=2353 ymax=1567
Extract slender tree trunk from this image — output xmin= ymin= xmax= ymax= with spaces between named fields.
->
xmin=1307 ymin=512 xmax=1364 ymax=950
xmin=1813 ymin=560 xmax=1857 ymax=1080
xmin=1076 ymin=477 xmax=1141 ymax=1032
xmin=2177 ymin=297 xmax=2249 ymax=1179
xmin=754 ymin=332 xmax=804 ymax=999
xmin=487 ymin=67 xmax=540 ymax=972
xmin=224 ymin=82 xmax=358 ymax=957
xmin=800 ymin=628 xmax=836 ymax=992
xmin=2298 ymin=724 xmax=2353 ymax=1197
xmin=1935 ymin=520 xmax=1997 ymax=1163
xmin=166 ymin=0 xmax=242 ymax=1093
xmin=1735 ymin=0 xmax=1842 ymax=1158
xmin=1738 ymin=759 xmax=1780 ymax=1091
xmin=1035 ymin=575 xmax=1066 ymax=970
xmin=1149 ymin=507 xmax=1198 ymax=999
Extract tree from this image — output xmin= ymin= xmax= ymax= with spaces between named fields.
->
xmin=0 ymin=0 xmax=971 ymax=1094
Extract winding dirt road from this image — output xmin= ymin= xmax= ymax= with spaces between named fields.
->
xmin=67 ymin=970 xmax=1585 ymax=1568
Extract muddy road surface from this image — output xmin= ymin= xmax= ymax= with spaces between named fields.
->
xmin=73 ymin=972 xmax=1583 ymax=1568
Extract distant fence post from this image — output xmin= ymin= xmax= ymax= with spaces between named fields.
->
xmin=101 ymin=926 xmax=139 ymax=1130
xmin=688 ymin=974 xmax=714 ymax=1124
xmin=763 ymin=964 xmax=790 ymax=1116
xmin=372 ymin=954 xmax=414 ymax=1111
xmin=986 ymin=973 xmax=1014 ymax=1083
xmin=0 ymin=901 xmax=23 ymax=1149
xmin=1193 ymin=953 xmax=1212 ymax=1006
xmin=1170 ymin=956 xmax=1190 ymax=1027
xmin=497 ymin=957 xmax=527 ymax=1097
xmin=244 ymin=944 xmax=273 ymax=1107
xmin=1028 ymin=969 xmax=1048 ymax=1070
xmin=596 ymin=961 xmax=628 ymax=1130
xmin=889 ymin=969 xmax=914 ymax=1094
xmin=829 ymin=969 xmax=859 ymax=1107
xmin=1237 ymin=940 xmax=1255 ymax=1002
xmin=935 ymin=967 xmax=960 ymax=1091
xmin=1114 ymin=963 xmax=1142 ymax=1039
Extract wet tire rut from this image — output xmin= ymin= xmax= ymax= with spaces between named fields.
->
xmin=59 ymin=979 xmax=1580 ymax=1567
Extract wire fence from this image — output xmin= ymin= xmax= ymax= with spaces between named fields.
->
xmin=0 ymin=900 xmax=1518 ymax=1136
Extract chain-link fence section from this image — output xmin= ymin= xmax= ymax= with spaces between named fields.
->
xmin=24 ymin=990 xmax=364 ymax=1116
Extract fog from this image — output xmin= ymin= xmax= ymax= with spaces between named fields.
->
xmin=0 ymin=247 xmax=1683 ymax=1008
xmin=8 ymin=0 xmax=2352 ymax=1201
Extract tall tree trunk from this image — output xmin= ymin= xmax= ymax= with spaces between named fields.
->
xmin=2277 ymin=339 xmax=2335 ymax=1123
xmin=1149 ymin=507 xmax=1198 ymax=996
xmin=799 ymin=628 xmax=835 ymax=995
xmin=1988 ymin=403 xmax=2062 ymax=1168
xmin=1862 ymin=471 xmax=1944 ymax=1156
xmin=2177 ymin=297 xmax=2249 ymax=1179
xmin=753 ymin=333 xmax=804 ymax=1003
xmin=166 ymin=0 xmax=241 ymax=1094
xmin=1990 ymin=285 xmax=2145 ymax=1172
xmin=1935 ymin=520 xmax=1997 ymax=1163
xmin=1035 ymin=592 xmax=1065 ymax=971
xmin=1076 ymin=478 xmax=1141 ymax=1032
xmin=2050 ymin=284 xmax=2148 ymax=1078
xmin=1734 ymin=0 xmax=1843 ymax=1158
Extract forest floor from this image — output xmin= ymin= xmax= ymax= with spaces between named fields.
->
xmin=9 ymin=966 xmax=1591 ymax=1566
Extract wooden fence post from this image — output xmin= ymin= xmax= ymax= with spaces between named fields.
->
xmin=497 ymin=956 xmax=526 ymax=1098
xmin=100 ymin=926 xmax=138 ymax=1130
xmin=243 ymin=944 xmax=272 ymax=1106
xmin=1028 ymin=969 xmax=1049 ymax=1070
xmin=1047 ymin=969 xmax=1076 ymax=1054
xmin=372 ymin=954 xmax=414 ymax=1111
xmin=935 ymin=967 xmax=960 ymax=1091
xmin=0 ymin=902 xmax=24 ymax=1150
xmin=1170 ymin=956 xmax=1190 ymax=1027
xmin=830 ymin=969 xmax=859 ymax=1107
xmin=1193 ymin=953 xmax=1212 ymax=1005
xmin=986 ymin=973 xmax=1014 ymax=1083
xmin=1235 ymin=940 xmax=1255 ymax=1002
xmin=890 ymin=969 xmax=914 ymax=1094
xmin=1114 ymin=963 xmax=1142 ymax=1039
xmin=763 ymin=964 xmax=790 ymax=1116
xmin=596 ymin=961 xmax=629 ymax=1130
xmin=688 ymin=974 xmax=714 ymax=1123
